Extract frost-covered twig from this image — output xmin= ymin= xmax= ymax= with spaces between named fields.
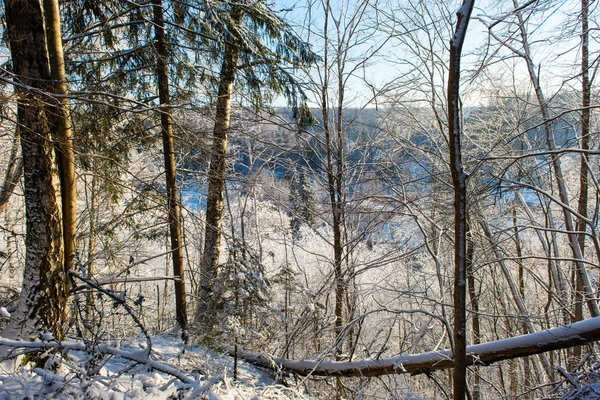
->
xmin=69 ymin=271 xmax=152 ymax=351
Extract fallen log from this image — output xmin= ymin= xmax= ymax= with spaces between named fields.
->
xmin=230 ymin=316 xmax=600 ymax=377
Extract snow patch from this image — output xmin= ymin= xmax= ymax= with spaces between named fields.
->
xmin=0 ymin=333 xmax=313 ymax=399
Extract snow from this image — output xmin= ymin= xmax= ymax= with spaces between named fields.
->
xmin=0 ymin=309 xmax=9 ymax=318
xmin=0 ymin=333 xmax=313 ymax=399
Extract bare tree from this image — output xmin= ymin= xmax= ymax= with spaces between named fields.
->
xmin=447 ymin=1 xmax=475 ymax=398
xmin=484 ymin=0 xmax=600 ymax=319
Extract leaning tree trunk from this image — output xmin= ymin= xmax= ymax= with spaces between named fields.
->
xmin=85 ymin=176 xmax=97 ymax=318
xmin=1 ymin=0 xmax=68 ymax=342
xmin=196 ymin=6 xmax=243 ymax=326
xmin=447 ymin=1 xmax=475 ymax=399
xmin=153 ymin=0 xmax=188 ymax=337
xmin=513 ymin=0 xmax=599 ymax=319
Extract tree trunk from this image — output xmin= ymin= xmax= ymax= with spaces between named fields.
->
xmin=571 ymin=0 xmax=591 ymax=367
xmin=85 ymin=176 xmax=96 ymax=319
xmin=332 ymin=128 xmax=345 ymax=396
xmin=320 ymin=0 xmax=345 ymax=355
xmin=0 ymin=126 xmax=23 ymax=215
xmin=42 ymin=0 xmax=77 ymax=279
xmin=516 ymin=193 xmax=569 ymax=314
xmin=1 ymin=0 xmax=68 ymax=341
xmin=512 ymin=206 xmax=525 ymax=299
xmin=153 ymin=0 xmax=188 ymax=337
xmin=447 ymin=2 xmax=474 ymax=398
xmin=196 ymin=6 xmax=243 ymax=326
xmin=466 ymin=222 xmax=481 ymax=400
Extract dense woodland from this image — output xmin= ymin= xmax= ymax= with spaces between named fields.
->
xmin=0 ymin=0 xmax=599 ymax=398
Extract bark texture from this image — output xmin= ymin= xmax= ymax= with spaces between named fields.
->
xmin=42 ymin=0 xmax=77 ymax=278
xmin=2 ymin=0 xmax=68 ymax=341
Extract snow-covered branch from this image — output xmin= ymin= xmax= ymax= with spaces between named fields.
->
xmin=0 ymin=338 xmax=195 ymax=385
xmin=230 ymin=317 xmax=600 ymax=377
xmin=70 ymin=275 xmax=181 ymax=293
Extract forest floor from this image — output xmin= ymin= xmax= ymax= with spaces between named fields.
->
xmin=0 ymin=330 xmax=597 ymax=399
xmin=0 ymin=332 xmax=311 ymax=399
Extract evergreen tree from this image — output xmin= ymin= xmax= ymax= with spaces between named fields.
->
xmin=195 ymin=0 xmax=318 ymax=329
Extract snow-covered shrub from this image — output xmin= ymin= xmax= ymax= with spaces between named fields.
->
xmin=199 ymin=244 xmax=273 ymax=348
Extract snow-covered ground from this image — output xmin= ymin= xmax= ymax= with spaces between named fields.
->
xmin=0 ymin=333 xmax=312 ymax=399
